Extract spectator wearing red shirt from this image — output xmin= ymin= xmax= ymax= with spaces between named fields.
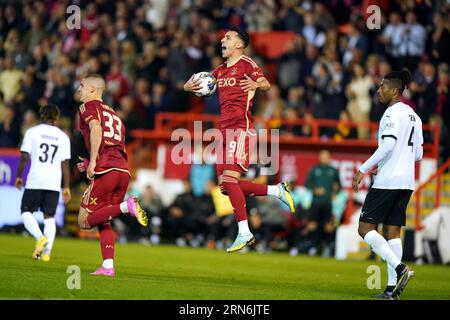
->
xmin=80 ymin=3 xmax=99 ymax=48
xmin=106 ymin=60 xmax=131 ymax=107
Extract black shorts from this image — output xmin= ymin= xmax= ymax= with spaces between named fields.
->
xmin=307 ymin=202 xmax=333 ymax=224
xmin=360 ymin=188 xmax=413 ymax=227
xmin=21 ymin=189 xmax=60 ymax=216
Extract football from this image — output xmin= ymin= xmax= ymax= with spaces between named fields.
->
xmin=193 ymin=72 xmax=217 ymax=97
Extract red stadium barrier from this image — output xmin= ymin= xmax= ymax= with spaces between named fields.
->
xmin=128 ymin=112 xmax=440 ymax=227
xmin=130 ymin=112 xmax=439 ymax=165
xmin=0 ymin=148 xmax=20 ymax=156
xmin=414 ymin=158 xmax=450 ymax=231
xmin=2 ymin=113 xmax=439 ymax=228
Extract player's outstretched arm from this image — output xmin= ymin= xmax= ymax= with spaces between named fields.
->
xmin=15 ymin=152 xmax=29 ymax=189
xmin=183 ymin=74 xmax=202 ymax=94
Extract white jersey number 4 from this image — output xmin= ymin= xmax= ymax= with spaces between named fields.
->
xmin=373 ymin=103 xmax=423 ymax=190
xmin=407 ymin=122 xmax=415 ymax=152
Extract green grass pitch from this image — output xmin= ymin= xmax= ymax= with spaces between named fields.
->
xmin=0 ymin=234 xmax=449 ymax=300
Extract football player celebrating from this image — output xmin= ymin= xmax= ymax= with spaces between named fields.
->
xmin=184 ymin=27 xmax=296 ymax=253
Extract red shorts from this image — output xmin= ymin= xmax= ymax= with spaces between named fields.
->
xmin=81 ymin=170 xmax=130 ymax=213
xmin=216 ymin=127 xmax=254 ymax=176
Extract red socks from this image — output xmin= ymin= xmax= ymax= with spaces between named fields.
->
xmin=98 ymin=223 xmax=115 ymax=261
xmin=220 ymin=177 xmax=269 ymax=221
xmin=238 ymin=181 xmax=268 ymax=197
xmin=87 ymin=204 xmax=122 ymax=227
xmin=221 ymin=180 xmax=248 ymax=222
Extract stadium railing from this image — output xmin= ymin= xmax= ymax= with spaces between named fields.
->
xmin=128 ymin=112 xmax=439 ymax=170
xmin=127 ymin=112 xmax=439 ymax=227
xmin=0 ymin=113 xmax=439 ymax=228
xmin=414 ymin=157 xmax=450 ymax=231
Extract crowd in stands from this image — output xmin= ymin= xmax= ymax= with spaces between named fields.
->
xmin=1 ymin=0 xmax=450 ymax=251
xmin=0 ymin=1 xmax=449 ymax=148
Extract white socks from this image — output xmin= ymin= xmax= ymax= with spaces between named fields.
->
xmin=22 ymin=212 xmax=43 ymax=240
xmin=103 ymin=259 xmax=114 ymax=269
xmin=267 ymin=185 xmax=280 ymax=197
xmin=23 ymin=213 xmax=57 ymax=256
xmin=364 ymin=230 xmax=401 ymax=269
xmin=387 ymin=238 xmax=403 ymax=286
xmin=43 ymin=218 xmax=56 ymax=255
xmin=238 ymin=220 xmax=251 ymax=235
xmin=119 ymin=202 xmax=128 ymax=213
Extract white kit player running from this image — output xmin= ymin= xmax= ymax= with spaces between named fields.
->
xmin=352 ymin=70 xmax=423 ymax=300
xmin=15 ymin=104 xmax=71 ymax=261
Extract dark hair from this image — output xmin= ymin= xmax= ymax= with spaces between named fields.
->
xmin=39 ymin=104 xmax=60 ymax=123
xmin=384 ymin=69 xmax=412 ymax=94
xmin=230 ymin=26 xmax=249 ymax=49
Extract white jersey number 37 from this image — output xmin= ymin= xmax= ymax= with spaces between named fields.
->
xmin=38 ymin=143 xmax=58 ymax=164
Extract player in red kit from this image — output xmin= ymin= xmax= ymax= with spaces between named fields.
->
xmin=184 ymin=27 xmax=296 ymax=253
xmin=76 ymin=74 xmax=148 ymax=276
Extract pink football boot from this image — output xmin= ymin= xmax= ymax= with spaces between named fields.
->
xmin=90 ymin=267 xmax=115 ymax=277
xmin=126 ymin=196 xmax=148 ymax=226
